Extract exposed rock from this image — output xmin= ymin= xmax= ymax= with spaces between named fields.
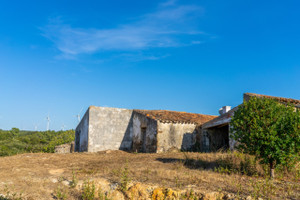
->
xmin=108 ymin=190 xmax=125 ymax=200
xmin=179 ymin=189 xmax=203 ymax=199
xmin=126 ymin=183 xmax=149 ymax=200
xmin=110 ymin=182 xmax=119 ymax=190
xmin=203 ymin=192 xmax=226 ymax=200
xmin=61 ymin=180 xmax=69 ymax=186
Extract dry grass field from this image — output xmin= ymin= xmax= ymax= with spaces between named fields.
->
xmin=0 ymin=151 xmax=299 ymax=199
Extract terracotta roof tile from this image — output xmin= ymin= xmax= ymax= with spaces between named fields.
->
xmin=134 ymin=109 xmax=217 ymax=125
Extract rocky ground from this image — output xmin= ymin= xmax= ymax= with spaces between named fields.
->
xmin=0 ymin=151 xmax=298 ymax=199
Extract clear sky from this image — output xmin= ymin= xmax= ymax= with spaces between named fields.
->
xmin=0 ymin=0 xmax=299 ymax=131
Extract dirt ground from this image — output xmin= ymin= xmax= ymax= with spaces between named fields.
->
xmin=0 ymin=151 xmax=299 ymax=199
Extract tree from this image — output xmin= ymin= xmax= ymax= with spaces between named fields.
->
xmin=230 ymin=97 xmax=300 ymax=179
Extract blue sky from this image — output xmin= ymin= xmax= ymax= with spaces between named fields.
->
xmin=0 ymin=0 xmax=299 ymax=131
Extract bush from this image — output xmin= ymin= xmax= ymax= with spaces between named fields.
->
xmin=231 ymin=97 xmax=300 ymax=178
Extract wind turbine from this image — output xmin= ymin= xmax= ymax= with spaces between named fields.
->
xmin=75 ymin=108 xmax=83 ymax=123
xmin=61 ymin=123 xmax=66 ymax=131
xmin=34 ymin=123 xmax=38 ymax=131
xmin=46 ymin=115 xmax=51 ymax=131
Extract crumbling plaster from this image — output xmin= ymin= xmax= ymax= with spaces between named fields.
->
xmin=157 ymin=122 xmax=197 ymax=153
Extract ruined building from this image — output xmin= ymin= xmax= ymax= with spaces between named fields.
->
xmin=75 ymin=107 xmax=216 ymax=153
xmin=75 ymin=93 xmax=300 ymax=153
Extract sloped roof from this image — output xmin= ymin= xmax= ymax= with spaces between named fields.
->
xmin=244 ymin=93 xmax=300 ymax=106
xmin=203 ymin=93 xmax=300 ymax=129
xmin=134 ymin=109 xmax=217 ymax=125
xmin=202 ymin=106 xmax=238 ymax=129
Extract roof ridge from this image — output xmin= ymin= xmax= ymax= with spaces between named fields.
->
xmin=133 ymin=109 xmax=217 ymax=117
xmin=133 ymin=109 xmax=218 ymax=125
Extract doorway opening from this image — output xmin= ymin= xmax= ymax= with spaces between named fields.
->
xmin=140 ymin=127 xmax=147 ymax=152
xmin=207 ymin=124 xmax=229 ymax=152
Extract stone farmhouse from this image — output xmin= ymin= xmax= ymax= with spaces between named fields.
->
xmin=75 ymin=93 xmax=300 ymax=153
xmin=75 ymin=107 xmax=216 ymax=153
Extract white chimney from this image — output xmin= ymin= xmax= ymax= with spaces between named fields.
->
xmin=218 ymin=106 xmax=231 ymax=115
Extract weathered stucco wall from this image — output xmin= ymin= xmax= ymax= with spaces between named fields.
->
xmin=75 ymin=109 xmax=89 ymax=152
xmin=88 ymin=106 xmax=133 ymax=152
xmin=156 ymin=122 xmax=197 ymax=153
xmin=132 ymin=112 xmax=157 ymax=153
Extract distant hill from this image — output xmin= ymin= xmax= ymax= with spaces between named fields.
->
xmin=0 ymin=128 xmax=74 ymax=156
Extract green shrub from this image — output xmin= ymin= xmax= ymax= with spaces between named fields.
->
xmin=231 ymin=97 xmax=300 ymax=178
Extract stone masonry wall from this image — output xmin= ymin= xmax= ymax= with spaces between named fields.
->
xmin=87 ymin=106 xmax=134 ymax=152
xmin=55 ymin=142 xmax=75 ymax=153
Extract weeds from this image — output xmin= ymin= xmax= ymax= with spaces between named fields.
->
xmin=180 ymin=189 xmax=200 ymax=200
xmin=214 ymin=152 xmax=259 ymax=176
xmin=69 ymin=169 xmax=78 ymax=188
xmin=118 ymin=161 xmax=131 ymax=193
xmin=174 ymin=176 xmax=182 ymax=189
xmin=142 ymin=168 xmax=151 ymax=181
xmin=1 ymin=185 xmax=23 ymax=200
xmin=249 ymin=178 xmax=276 ymax=200
xmin=82 ymin=180 xmax=96 ymax=200
xmin=98 ymin=188 xmax=111 ymax=200
xmin=55 ymin=176 xmax=69 ymax=200
xmin=55 ymin=185 xmax=68 ymax=200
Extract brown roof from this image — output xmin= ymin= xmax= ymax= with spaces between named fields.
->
xmin=134 ymin=109 xmax=217 ymax=125
xmin=244 ymin=93 xmax=300 ymax=106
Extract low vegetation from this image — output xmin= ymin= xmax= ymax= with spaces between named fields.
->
xmin=0 ymin=128 xmax=75 ymax=156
